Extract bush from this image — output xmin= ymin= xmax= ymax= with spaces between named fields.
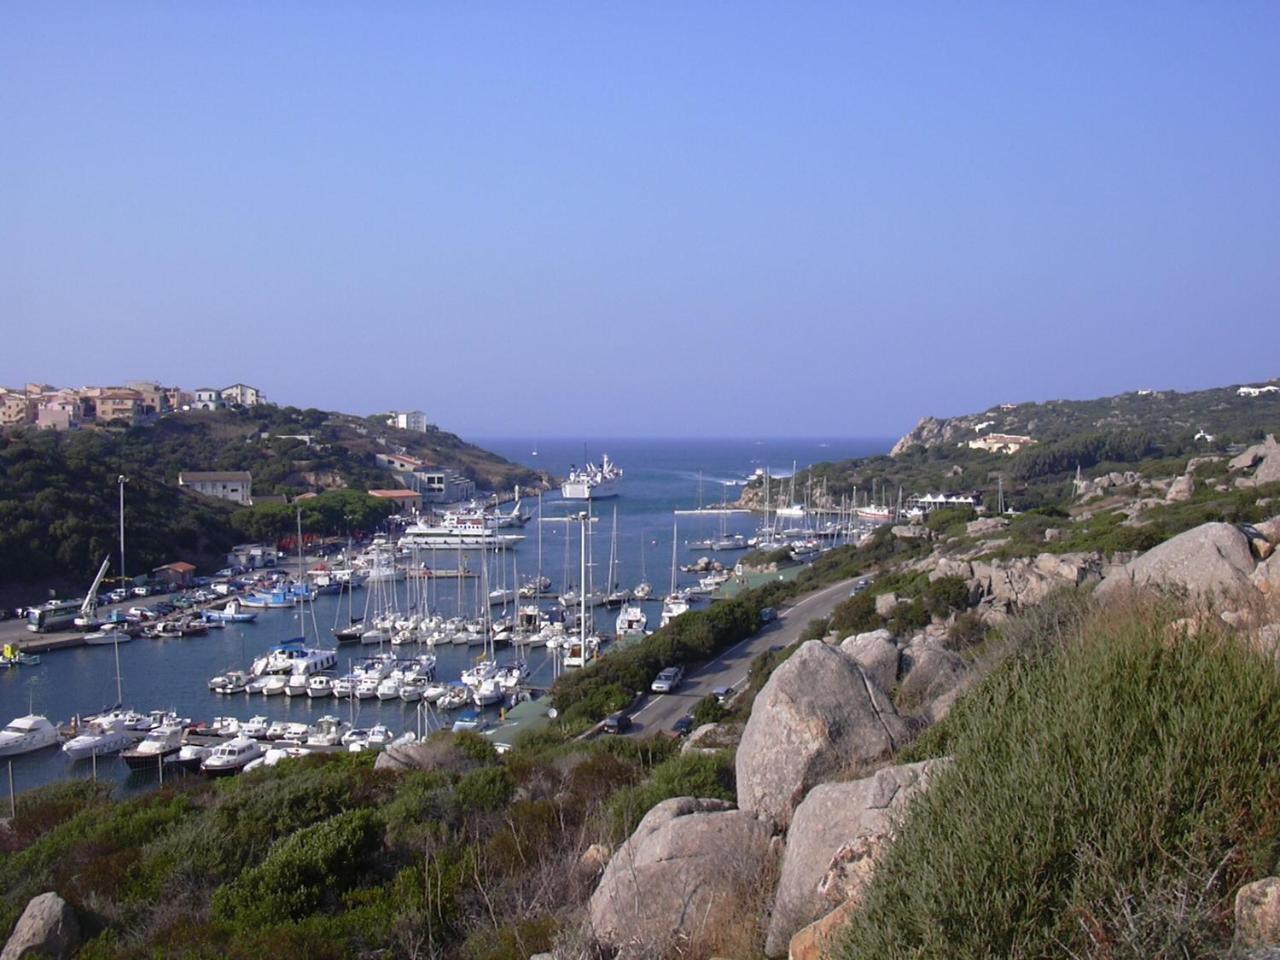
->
xmin=922 ymin=576 xmax=971 ymax=617
xmin=888 ymin=599 xmax=930 ymax=635
xmin=453 ymin=767 xmax=515 ymax=814
xmin=213 ymin=809 xmax=384 ymax=928
xmin=829 ymin=592 xmax=881 ymax=635
xmin=799 ymin=616 xmax=829 ymax=642
xmin=605 ymin=752 xmax=736 ymax=840
xmin=692 ymin=693 xmax=728 ymax=726
xmin=841 ymin=601 xmax=1280 ymax=958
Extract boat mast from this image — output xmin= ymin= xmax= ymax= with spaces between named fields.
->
xmin=669 ymin=518 xmax=678 ymax=595
xmin=117 ymin=475 xmax=128 ymax=592
xmin=579 ymin=510 xmax=588 ymax=650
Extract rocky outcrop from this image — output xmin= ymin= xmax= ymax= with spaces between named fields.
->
xmin=1 ymin=892 xmax=79 ymax=960
xmin=891 ymin=524 xmax=930 ymax=540
xmin=1166 ymin=474 xmax=1195 ymax=502
xmin=874 ymin=593 xmax=900 ymax=617
xmin=1230 ymin=436 xmax=1279 ymax=472
xmin=1236 ymin=877 xmax=1280 ymax=951
xmin=764 ymin=759 xmax=948 ymax=956
xmin=589 ymin=798 xmax=775 ymax=954
xmin=736 ymin=641 xmax=907 ymax=828
xmin=1097 ymin=522 xmax=1258 ymax=600
xmin=1255 ymin=554 xmax=1280 ymax=595
xmin=970 ymin=552 xmax=1101 ymax=612
xmin=896 ymin=647 xmax=970 ymax=721
xmin=966 ymin=517 xmax=1009 ymax=536
xmin=839 ymin=629 xmax=899 ymax=692
xmin=786 ymin=899 xmax=860 ymax=960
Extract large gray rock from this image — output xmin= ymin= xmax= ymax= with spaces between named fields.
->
xmin=1255 ymin=553 xmax=1280 ymax=596
xmin=589 ymin=797 xmax=774 ymax=954
xmin=897 ymin=647 xmax=969 ymax=722
xmin=1166 ymin=474 xmax=1195 ymax=502
xmin=1097 ymin=522 xmax=1259 ymax=600
xmin=736 ymin=641 xmax=907 ymax=828
xmin=1 ymin=892 xmax=79 ymax=960
xmin=1257 ymin=452 xmax=1280 ymax=487
xmin=1231 ymin=436 xmax=1279 ymax=472
xmin=839 ymin=629 xmax=899 ymax=691
xmin=764 ymin=759 xmax=948 ymax=956
xmin=966 ymin=517 xmax=1009 ymax=536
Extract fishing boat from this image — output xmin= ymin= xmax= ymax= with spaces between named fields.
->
xmin=204 ymin=599 xmax=257 ymax=623
xmin=0 ymin=644 xmax=40 ymax=668
xmin=121 ymin=724 xmax=185 ymax=770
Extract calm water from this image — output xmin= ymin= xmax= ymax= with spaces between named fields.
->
xmin=1 ymin=436 xmax=887 ymax=795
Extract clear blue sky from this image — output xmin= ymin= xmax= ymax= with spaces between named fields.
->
xmin=3 ymin=3 xmax=1277 ymax=438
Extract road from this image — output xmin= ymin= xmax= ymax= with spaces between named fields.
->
xmin=623 ymin=575 xmax=865 ymax=737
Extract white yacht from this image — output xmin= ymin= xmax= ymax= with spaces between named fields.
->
xmin=660 ymin=594 xmax=690 ymax=628
xmin=400 ymin=514 xmax=525 ymax=549
xmin=0 ymin=714 xmax=59 ymax=756
xmin=306 ymin=675 xmax=333 ymax=698
xmin=200 ymin=737 xmax=265 ymax=777
xmin=168 ymin=743 xmax=211 ymax=771
xmin=62 ymin=714 xmax=133 ymax=761
xmin=615 ymin=605 xmax=648 ymax=638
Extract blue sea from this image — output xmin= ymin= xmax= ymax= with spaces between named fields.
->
xmin=1 ymin=436 xmax=888 ymax=795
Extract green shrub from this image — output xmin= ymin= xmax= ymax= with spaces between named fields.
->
xmin=829 ymin=592 xmax=881 ymax=635
xmin=799 ymin=616 xmax=830 ymax=642
xmin=453 ymin=767 xmax=514 ymax=814
xmin=888 ymin=599 xmax=930 ymax=634
xmin=605 ymin=751 xmax=736 ymax=840
xmin=692 ymin=693 xmax=728 ymax=726
xmin=213 ymin=808 xmax=383 ymax=927
xmin=840 ymin=602 xmax=1280 ymax=959
xmin=922 ymin=576 xmax=971 ymax=617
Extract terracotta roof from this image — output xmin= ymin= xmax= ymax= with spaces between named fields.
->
xmin=153 ymin=561 xmax=196 ymax=573
xmin=368 ymin=489 xmax=421 ymax=499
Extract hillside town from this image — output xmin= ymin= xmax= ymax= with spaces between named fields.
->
xmin=0 ymin=381 xmax=267 ymax=431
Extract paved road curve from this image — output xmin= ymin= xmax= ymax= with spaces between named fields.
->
xmin=623 ymin=575 xmax=866 ymax=737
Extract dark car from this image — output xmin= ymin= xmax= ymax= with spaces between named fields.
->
xmin=760 ymin=606 xmax=777 ymax=623
xmin=602 ymin=711 xmax=632 ymax=735
xmin=672 ymin=714 xmax=695 ymax=737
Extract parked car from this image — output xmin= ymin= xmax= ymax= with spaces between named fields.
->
xmin=760 ymin=606 xmax=777 ymax=623
xmin=650 ymin=666 xmax=685 ymax=694
xmin=672 ymin=714 xmax=695 ymax=737
xmin=131 ymin=585 xmax=152 ymax=597
xmin=602 ymin=711 xmax=632 ymax=735
xmin=107 ymin=588 xmax=130 ymax=604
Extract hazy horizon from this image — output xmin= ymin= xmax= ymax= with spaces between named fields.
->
xmin=4 ymin=4 xmax=1277 ymax=438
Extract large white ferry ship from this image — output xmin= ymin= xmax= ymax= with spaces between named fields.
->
xmin=561 ymin=454 xmax=622 ymax=500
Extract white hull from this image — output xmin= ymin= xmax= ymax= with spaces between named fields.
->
xmin=561 ymin=477 xmax=620 ymax=500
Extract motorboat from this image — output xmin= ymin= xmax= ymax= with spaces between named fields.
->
xmin=200 ymin=737 xmax=265 ymax=777
xmin=240 ymin=716 xmax=271 ymax=739
xmin=209 ymin=670 xmax=249 ymax=695
xmin=121 ymin=725 xmax=185 ymax=770
xmin=633 ymin=581 xmax=653 ymax=600
xmin=451 ymin=710 xmax=489 ymax=733
xmin=306 ymin=675 xmax=333 ymax=698
xmin=283 ymin=674 xmax=310 ymax=697
xmin=83 ymin=623 xmax=135 ymax=646
xmin=306 ymin=716 xmax=349 ymax=747
xmin=355 ymin=677 xmax=380 ymax=700
xmin=62 ymin=715 xmax=133 ymax=761
xmin=261 ymin=675 xmax=288 ymax=696
xmin=331 ymin=676 xmax=355 ymax=699
xmin=615 ymin=605 xmax=648 ymax=638
xmin=204 ymin=599 xmax=257 ymax=623
xmin=0 ymin=714 xmax=59 ymax=756
xmin=660 ymin=594 xmax=690 ymax=628
xmin=167 ymin=743 xmax=211 ymax=771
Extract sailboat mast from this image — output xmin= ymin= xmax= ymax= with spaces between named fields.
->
xmin=579 ymin=510 xmax=588 ymax=646
xmin=670 ymin=518 xmax=678 ymax=595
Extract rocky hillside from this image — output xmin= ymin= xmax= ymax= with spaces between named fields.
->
xmin=740 ymin=378 xmax=1280 ymax=516
xmin=890 ymin=379 xmax=1280 ymax=457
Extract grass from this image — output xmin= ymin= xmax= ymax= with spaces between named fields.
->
xmin=839 ymin=597 xmax=1280 ymax=960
